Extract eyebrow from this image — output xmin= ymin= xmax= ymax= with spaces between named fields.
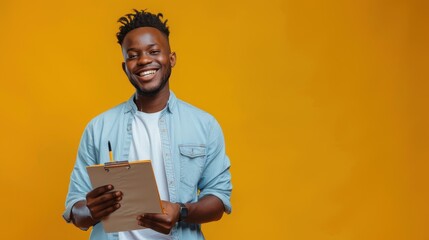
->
xmin=126 ymin=44 xmax=158 ymax=52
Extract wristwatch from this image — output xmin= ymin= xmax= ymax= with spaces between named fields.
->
xmin=177 ymin=203 xmax=188 ymax=222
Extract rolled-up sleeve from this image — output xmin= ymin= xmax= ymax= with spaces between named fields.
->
xmin=198 ymin=118 xmax=232 ymax=214
xmin=63 ymin=122 xmax=97 ymax=223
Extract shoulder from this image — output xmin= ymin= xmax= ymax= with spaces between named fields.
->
xmin=174 ymin=97 xmax=217 ymax=124
xmin=86 ymin=100 xmax=129 ymax=130
xmin=172 ymin=96 xmax=225 ymax=140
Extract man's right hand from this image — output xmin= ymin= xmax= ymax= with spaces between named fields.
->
xmin=86 ymin=185 xmax=123 ymax=222
xmin=71 ymin=185 xmax=122 ymax=229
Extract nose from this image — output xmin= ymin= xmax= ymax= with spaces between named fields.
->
xmin=137 ymin=52 xmax=152 ymax=66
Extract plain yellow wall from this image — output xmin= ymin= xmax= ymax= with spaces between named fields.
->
xmin=0 ymin=0 xmax=428 ymax=239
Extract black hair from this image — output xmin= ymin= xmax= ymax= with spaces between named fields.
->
xmin=116 ymin=9 xmax=170 ymax=45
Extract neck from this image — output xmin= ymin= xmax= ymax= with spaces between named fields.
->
xmin=135 ymin=88 xmax=170 ymax=113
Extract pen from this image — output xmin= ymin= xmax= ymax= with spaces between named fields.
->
xmin=108 ymin=141 xmax=113 ymax=162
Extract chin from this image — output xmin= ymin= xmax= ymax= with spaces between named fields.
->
xmin=131 ymin=74 xmax=170 ymax=96
xmin=136 ymin=84 xmax=165 ymax=96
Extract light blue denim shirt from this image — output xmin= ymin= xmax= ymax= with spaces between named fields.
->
xmin=63 ymin=92 xmax=232 ymax=240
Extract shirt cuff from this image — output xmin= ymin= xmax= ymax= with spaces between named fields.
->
xmin=199 ymin=191 xmax=232 ymax=214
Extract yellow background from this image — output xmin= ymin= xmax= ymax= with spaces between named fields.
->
xmin=0 ymin=0 xmax=428 ymax=239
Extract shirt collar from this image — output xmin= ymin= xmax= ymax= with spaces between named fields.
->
xmin=125 ymin=91 xmax=177 ymax=114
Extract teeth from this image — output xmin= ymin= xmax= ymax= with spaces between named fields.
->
xmin=139 ymin=70 xmax=156 ymax=77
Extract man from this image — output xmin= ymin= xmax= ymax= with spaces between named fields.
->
xmin=63 ymin=9 xmax=232 ymax=240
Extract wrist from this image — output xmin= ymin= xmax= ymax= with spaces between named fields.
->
xmin=71 ymin=201 xmax=96 ymax=230
xmin=176 ymin=202 xmax=189 ymax=222
xmin=85 ymin=206 xmax=97 ymax=226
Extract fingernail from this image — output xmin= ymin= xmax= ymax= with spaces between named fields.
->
xmin=108 ymin=185 xmax=113 ymax=190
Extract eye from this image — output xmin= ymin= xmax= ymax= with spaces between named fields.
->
xmin=150 ymin=50 xmax=160 ymax=55
xmin=127 ymin=52 xmax=138 ymax=59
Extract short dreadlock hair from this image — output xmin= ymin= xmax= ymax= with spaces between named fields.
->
xmin=116 ymin=9 xmax=170 ymax=45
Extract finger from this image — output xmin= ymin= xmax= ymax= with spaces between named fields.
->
xmin=89 ymin=196 xmax=122 ymax=216
xmin=88 ymin=191 xmax=122 ymax=207
xmin=92 ymin=203 xmax=121 ymax=220
xmin=139 ymin=214 xmax=174 ymax=230
xmin=141 ymin=213 xmax=169 ymax=223
xmin=138 ymin=217 xmax=171 ymax=235
xmin=86 ymin=185 xmax=114 ymax=198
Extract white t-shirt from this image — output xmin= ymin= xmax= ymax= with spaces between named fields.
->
xmin=118 ymin=110 xmax=171 ymax=240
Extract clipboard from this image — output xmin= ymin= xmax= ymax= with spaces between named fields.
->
xmin=86 ymin=160 xmax=163 ymax=233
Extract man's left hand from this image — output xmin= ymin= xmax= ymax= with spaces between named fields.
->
xmin=137 ymin=201 xmax=180 ymax=234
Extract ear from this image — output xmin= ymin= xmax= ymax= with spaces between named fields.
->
xmin=170 ymin=52 xmax=177 ymax=68
xmin=122 ymin=62 xmax=126 ymax=73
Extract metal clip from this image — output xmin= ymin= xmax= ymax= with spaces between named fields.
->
xmin=104 ymin=161 xmax=131 ymax=172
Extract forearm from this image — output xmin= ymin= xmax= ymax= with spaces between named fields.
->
xmin=184 ymin=195 xmax=225 ymax=224
xmin=71 ymin=200 xmax=98 ymax=229
xmin=133 ymin=195 xmax=225 ymax=234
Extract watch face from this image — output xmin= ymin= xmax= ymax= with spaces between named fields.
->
xmin=180 ymin=203 xmax=188 ymax=221
xmin=182 ymin=206 xmax=188 ymax=216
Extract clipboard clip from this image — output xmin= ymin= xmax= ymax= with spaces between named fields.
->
xmin=104 ymin=161 xmax=130 ymax=172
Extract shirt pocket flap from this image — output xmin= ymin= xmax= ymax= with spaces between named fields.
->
xmin=179 ymin=145 xmax=206 ymax=158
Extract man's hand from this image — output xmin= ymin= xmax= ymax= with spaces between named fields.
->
xmin=137 ymin=201 xmax=180 ymax=234
xmin=71 ymin=184 xmax=122 ymax=229
xmin=136 ymin=195 xmax=225 ymax=234
xmin=86 ymin=185 xmax=123 ymax=222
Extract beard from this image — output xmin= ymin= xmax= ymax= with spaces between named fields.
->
xmin=133 ymin=65 xmax=172 ymax=97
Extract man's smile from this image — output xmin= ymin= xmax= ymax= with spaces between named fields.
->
xmin=135 ymin=68 xmax=159 ymax=80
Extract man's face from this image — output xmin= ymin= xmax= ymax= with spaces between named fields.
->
xmin=121 ymin=27 xmax=176 ymax=96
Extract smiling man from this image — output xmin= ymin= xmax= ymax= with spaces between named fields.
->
xmin=63 ymin=10 xmax=232 ymax=240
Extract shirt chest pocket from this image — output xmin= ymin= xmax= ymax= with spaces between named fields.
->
xmin=179 ymin=145 xmax=206 ymax=189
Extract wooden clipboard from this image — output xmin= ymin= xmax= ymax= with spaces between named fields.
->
xmin=86 ymin=160 xmax=163 ymax=232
